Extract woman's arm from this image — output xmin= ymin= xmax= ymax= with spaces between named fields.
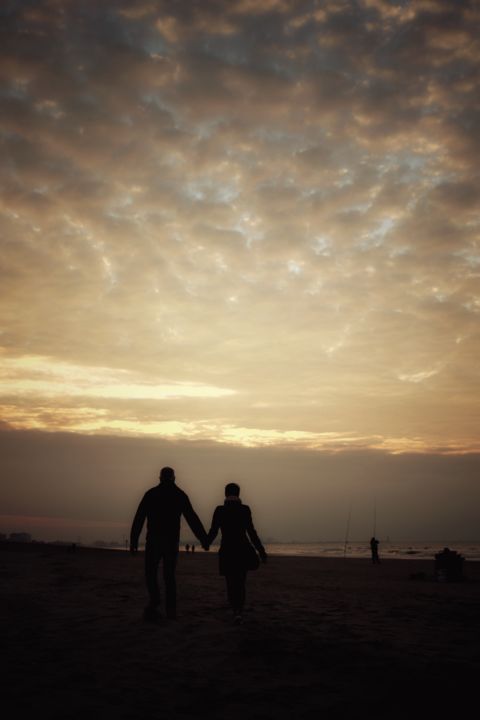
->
xmin=245 ymin=507 xmax=267 ymax=561
xmin=206 ymin=507 xmax=222 ymax=545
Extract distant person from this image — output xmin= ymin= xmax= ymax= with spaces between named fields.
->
xmin=191 ymin=544 xmax=195 ymax=553
xmin=370 ymin=536 xmax=380 ymax=564
xmin=130 ymin=466 xmax=208 ymax=621
xmin=185 ymin=543 xmax=190 ymax=553
xmin=207 ymin=483 xmax=267 ymax=624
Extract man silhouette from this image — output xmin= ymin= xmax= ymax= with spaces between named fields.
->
xmin=130 ymin=466 xmax=208 ymax=621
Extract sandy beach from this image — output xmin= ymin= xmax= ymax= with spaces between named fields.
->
xmin=2 ymin=541 xmax=479 ymax=719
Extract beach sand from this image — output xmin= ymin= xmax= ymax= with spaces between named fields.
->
xmin=1 ymin=541 xmax=479 ymax=719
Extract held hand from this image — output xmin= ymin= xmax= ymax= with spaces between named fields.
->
xmin=202 ymin=543 xmax=210 ymax=552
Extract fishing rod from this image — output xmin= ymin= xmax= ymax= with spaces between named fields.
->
xmin=343 ymin=503 xmax=352 ymax=559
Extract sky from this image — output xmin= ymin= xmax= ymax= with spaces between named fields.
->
xmin=1 ymin=0 xmax=479 ymax=543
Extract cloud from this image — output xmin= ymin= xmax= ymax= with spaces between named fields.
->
xmin=1 ymin=428 xmax=479 ymax=543
xmin=1 ymin=0 xmax=479 ymax=452
xmin=0 ymin=354 xmax=236 ymax=399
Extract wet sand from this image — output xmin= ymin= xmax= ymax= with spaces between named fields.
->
xmin=1 ymin=541 xmax=479 ymax=718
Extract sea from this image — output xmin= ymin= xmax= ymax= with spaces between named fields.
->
xmin=261 ymin=541 xmax=480 ymax=561
xmin=103 ymin=540 xmax=480 ymax=561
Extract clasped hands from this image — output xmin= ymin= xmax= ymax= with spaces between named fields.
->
xmin=130 ymin=541 xmax=267 ymax=561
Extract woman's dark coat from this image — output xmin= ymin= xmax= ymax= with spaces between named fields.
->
xmin=207 ymin=499 xmax=266 ymax=575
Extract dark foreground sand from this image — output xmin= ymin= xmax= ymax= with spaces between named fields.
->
xmin=1 ymin=542 xmax=479 ymax=719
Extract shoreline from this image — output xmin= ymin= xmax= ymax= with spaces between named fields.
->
xmin=3 ymin=539 xmax=479 ymax=562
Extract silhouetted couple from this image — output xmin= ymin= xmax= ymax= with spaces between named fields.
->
xmin=130 ymin=467 xmax=267 ymax=623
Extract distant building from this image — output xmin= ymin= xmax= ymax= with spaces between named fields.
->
xmin=9 ymin=532 xmax=32 ymax=543
xmin=93 ymin=540 xmax=108 ymax=548
xmin=93 ymin=540 xmax=122 ymax=548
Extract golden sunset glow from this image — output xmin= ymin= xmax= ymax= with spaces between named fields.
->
xmin=1 ymin=0 xmax=479 ymax=542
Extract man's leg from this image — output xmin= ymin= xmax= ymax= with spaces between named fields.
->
xmin=163 ymin=551 xmax=178 ymax=619
xmin=144 ymin=543 xmax=161 ymax=609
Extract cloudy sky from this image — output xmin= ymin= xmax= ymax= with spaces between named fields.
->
xmin=1 ymin=0 xmax=479 ymax=542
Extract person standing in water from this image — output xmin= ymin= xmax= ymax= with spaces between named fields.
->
xmin=207 ymin=483 xmax=267 ymax=624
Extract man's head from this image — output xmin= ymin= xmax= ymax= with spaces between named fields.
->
xmin=160 ymin=466 xmax=175 ymax=484
xmin=225 ymin=482 xmax=240 ymax=497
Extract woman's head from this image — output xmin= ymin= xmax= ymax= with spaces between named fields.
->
xmin=225 ymin=482 xmax=240 ymax=497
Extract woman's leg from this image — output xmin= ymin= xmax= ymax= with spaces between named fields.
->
xmin=225 ymin=571 xmax=247 ymax=614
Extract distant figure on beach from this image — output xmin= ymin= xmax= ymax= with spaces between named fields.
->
xmin=130 ymin=466 xmax=209 ymax=621
xmin=191 ymin=544 xmax=195 ymax=553
xmin=207 ymin=483 xmax=267 ymax=624
xmin=185 ymin=543 xmax=190 ymax=553
xmin=370 ymin=536 xmax=380 ymax=564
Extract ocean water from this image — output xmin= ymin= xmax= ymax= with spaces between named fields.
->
xmin=263 ymin=541 xmax=480 ymax=561
xmin=100 ymin=540 xmax=480 ymax=561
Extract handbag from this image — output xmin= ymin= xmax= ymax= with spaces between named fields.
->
xmin=244 ymin=542 xmax=260 ymax=571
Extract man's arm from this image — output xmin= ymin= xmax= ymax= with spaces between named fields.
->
xmin=130 ymin=494 xmax=147 ymax=553
xmin=182 ymin=495 xmax=209 ymax=549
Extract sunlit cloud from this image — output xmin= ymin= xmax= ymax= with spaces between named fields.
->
xmin=2 ymin=400 xmax=479 ymax=456
xmin=397 ymin=368 xmax=441 ymax=384
xmin=0 ymin=354 xmax=236 ymax=400
xmin=1 ymin=0 xmax=479 ymax=454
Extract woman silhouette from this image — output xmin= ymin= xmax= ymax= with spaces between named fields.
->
xmin=207 ymin=482 xmax=267 ymax=623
